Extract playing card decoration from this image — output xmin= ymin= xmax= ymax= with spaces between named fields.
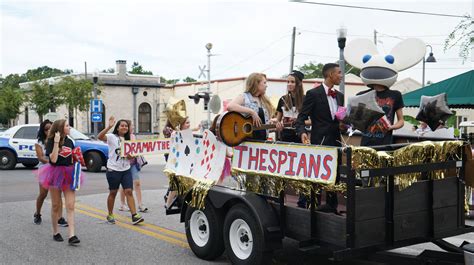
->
xmin=193 ymin=130 xmax=226 ymax=181
xmin=165 ymin=129 xmax=226 ymax=182
xmin=346 ymin=90 xmax=385 ymax=132
xmin=415 ymin=93 xmax=453 ymax=131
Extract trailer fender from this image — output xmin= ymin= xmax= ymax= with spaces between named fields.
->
xmin=201 ymin=186 xmax=283 ymax=250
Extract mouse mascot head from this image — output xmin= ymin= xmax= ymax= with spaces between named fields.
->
xmin=344 ymin=38 xmax=426 ymax=88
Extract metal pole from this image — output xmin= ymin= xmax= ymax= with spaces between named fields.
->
xmin=85 ymin=62 xmax=90 ymax=134
xmin=374 ymin=29 xmax=377 ymax=45
xmin=207 ymin=48 xmax=211 ymax=127
xmin=93 ymin=77 xmax=98 ymax=136
xmin=339 ymin=48 xmax=346 ymax=95
xmin=422 ymin=58 xmax=426 ymax=87
xmin=290 ymin=26 xmax=296 ymax=72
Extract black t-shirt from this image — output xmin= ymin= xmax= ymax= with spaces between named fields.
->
xmin=252 ymin=108 xmax=267 ymax=141
xmin=276 ymin=96 xmax=301 ymax=143
xmin=357 ymin=88 xmax=404 ymax=146
xmin=46 ymin=136 xmax=75 ymax=166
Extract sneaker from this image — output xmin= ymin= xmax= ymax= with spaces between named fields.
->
xmin=68 ymin=235 xmax=80 ymax=245
xmin=131 ymin=213 xmax=144 ymax=225
xmin=106 ymin=214 xmax=116 ymax=224
xmin=118 ymin=205 xmax=130 ymax=211
xmin=34 ymin=213 xmax=42 ymax=225
xmin=138 ymin=206 xmax=149 ymax=213
xmin=58 ymin=217 xmax=69 ymax=227
xmin=53 ymin=233 xmax=64 ymax=242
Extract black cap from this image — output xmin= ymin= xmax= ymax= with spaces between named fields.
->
xmin=289 ymin=70 xmax=304 ymax=81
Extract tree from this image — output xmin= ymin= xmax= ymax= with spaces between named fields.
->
xmin=24 ymin=66 xmax=70 ymax=81
xmin=160 ymin=77 xmax=180 ymax=85
xmin=444 ymin=15 xmax=473 ymax=63
xmin=296 ymin=61 xmax=361 ymax=79
xmin=129 ymin=62 xmax=153 ymax=75
xmin=183 ymin=77 xmax=197 ymax=83
xmin=56 ymin=76 xmax=94 ymax=127
xmin=0 ymin=86 xmax=24 ymax=126
xmin=102 ymin=68 xmax=115 ymax=73
xmin=29 ymin=80 xmax=64 ymax=121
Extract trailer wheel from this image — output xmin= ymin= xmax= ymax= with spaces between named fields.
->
xmin=185 ymin=201 xmax=224 ymax=260
xmin=224 ymin=204 xmax=271 ymax=265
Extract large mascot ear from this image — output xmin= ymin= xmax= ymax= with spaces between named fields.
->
xmin=390 ymin=38 xmax=425 ymax=71
xmin=344 ymin=39 xmax=379 ymax=69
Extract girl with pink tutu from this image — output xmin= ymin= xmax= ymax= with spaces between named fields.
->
xmin=37 ymin=119 xmax=84 ymax=245
xmin=34 ymin=119 xmax=68 ymax=227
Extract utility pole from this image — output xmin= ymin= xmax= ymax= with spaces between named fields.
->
xmin=205 ymin=43 xmax=213 ymax=129
xmin=85 ymin=61 xmax=90 ymax=134
xmin=374 ymin=29 xmax=377 ymax=46
xmin=289 ymin=27 xmax=296 ymax=72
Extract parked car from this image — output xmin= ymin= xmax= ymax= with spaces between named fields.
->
xmin=0 ymin=124 xmax=108 ymax=172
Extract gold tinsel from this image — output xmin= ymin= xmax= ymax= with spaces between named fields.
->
xmin=164 ymin=141 xmax=464 ymax=209
xmin=350 ymin=141 xmax=464 ymax=191
xmin=164 ymin=169 xmax=215 ymax=210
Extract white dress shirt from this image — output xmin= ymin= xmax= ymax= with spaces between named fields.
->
xmin=322 ymin=82 xmax=338 ymax=120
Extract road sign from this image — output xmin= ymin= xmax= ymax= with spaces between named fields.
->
xmin=90 ymin=99 xmax=103 ymax=113
xmin=91 ymin=112 xmax=102 ymax=123
xmin=198 ymin=65 xmax=207 ymax=79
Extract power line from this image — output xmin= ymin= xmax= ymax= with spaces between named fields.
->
xmin=213 ymin=33 xmax=292 ymax=78
xmin=291 ymin=0 xmax=468 ymax=18
xmin=295 ymin=52 xmax=338 ymax=59
xmin=260 ymin=55 xmax=291 ymax=73
xmin=299 ymin=29 xmax=371 ymax=38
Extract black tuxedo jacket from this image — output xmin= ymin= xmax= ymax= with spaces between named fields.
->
xmin=295 ymin=84 xmax=344 ymax=147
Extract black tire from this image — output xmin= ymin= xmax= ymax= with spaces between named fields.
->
xmin=22 ymin=162 xmax=39 ymax=168
xmin=85 ymin=152 xmax=102 ymax=172
xmin=223 ymin=204 xmax=272 ymax=265
xmin=0 ymin=150 xmax=16 ymax=170
xmin=185 ymin=199 xmax=225 ymax=260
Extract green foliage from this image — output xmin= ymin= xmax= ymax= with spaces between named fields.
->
xmin=129 ymin=62 xmax=153 ymax=75
xmin=0 ymin=86 xmax=24 ymax=124
xmin=56 ymin=76 xmax=94 ymax=112
xmin=183 ymin=76 xmax=197 ymax=83
xmin=102 ymin=68 xmax=115 ymax=73
xmin=403 ymin=115 xmax=420 ymax=126
xmin=296 ymin=61 xmax=360 ymax=79
xmin=445 ymin=111 xmax=457 ymax=128
xmin=444 ymin=15 xmax=473 ymax=63
xmin=24 ymin=66 xmax=68 ymax=81
xmin=29 ymin=80 xmax=63 ymax=116
xmin=160 ymin=77 xmax=179 ymax=85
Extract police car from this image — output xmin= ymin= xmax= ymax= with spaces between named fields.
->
xmin=0 ymin=124 xmax=108 ymax=172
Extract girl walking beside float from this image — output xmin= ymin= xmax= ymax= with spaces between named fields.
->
xmin=37 ymin=119 xmax=83 ymax=245
xmin=98 ymin=116 xmax=144 ymax=225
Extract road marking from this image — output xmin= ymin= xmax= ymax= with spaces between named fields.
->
xmin=75 ymin=202 xmax=187 ymax=241
xmin=75 ymin=208 xmax=190 ymax=249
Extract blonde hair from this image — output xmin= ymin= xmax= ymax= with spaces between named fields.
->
xmin=245 ymin=73 xmax=274 ymax=117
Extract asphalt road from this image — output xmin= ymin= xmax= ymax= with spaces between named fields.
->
xmin=1 ymin=160 xmax=473 ymax=264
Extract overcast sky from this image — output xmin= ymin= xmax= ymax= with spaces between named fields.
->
xmin=1 ymin=0 xmax=472 ymax=85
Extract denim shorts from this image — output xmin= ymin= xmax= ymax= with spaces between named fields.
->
xmin=131 ymin=165 xmax=140 ymax=181
xmin=106 ymin=168 xmax=133 ymax=190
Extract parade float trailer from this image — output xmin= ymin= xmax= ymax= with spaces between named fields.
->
xmin=160 ymin=129 xmax=473 ymax=265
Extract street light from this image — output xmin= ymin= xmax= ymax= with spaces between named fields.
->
xmin=336 ymin=26 xmax=347 ymax=95
xmin=205 ymin=42 xmax=213 ymax=129
xmin=92 ymin=71 xmax=99 ymax=136
xmin=422 ymin=45 xmax=436 ymax=87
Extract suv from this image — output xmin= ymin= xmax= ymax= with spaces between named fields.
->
xmin=0 ymin=124 xmax=108 ymax=172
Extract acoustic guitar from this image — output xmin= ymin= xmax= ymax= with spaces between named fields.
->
xmin=216 ymin=111 xmax=293 ymax=147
